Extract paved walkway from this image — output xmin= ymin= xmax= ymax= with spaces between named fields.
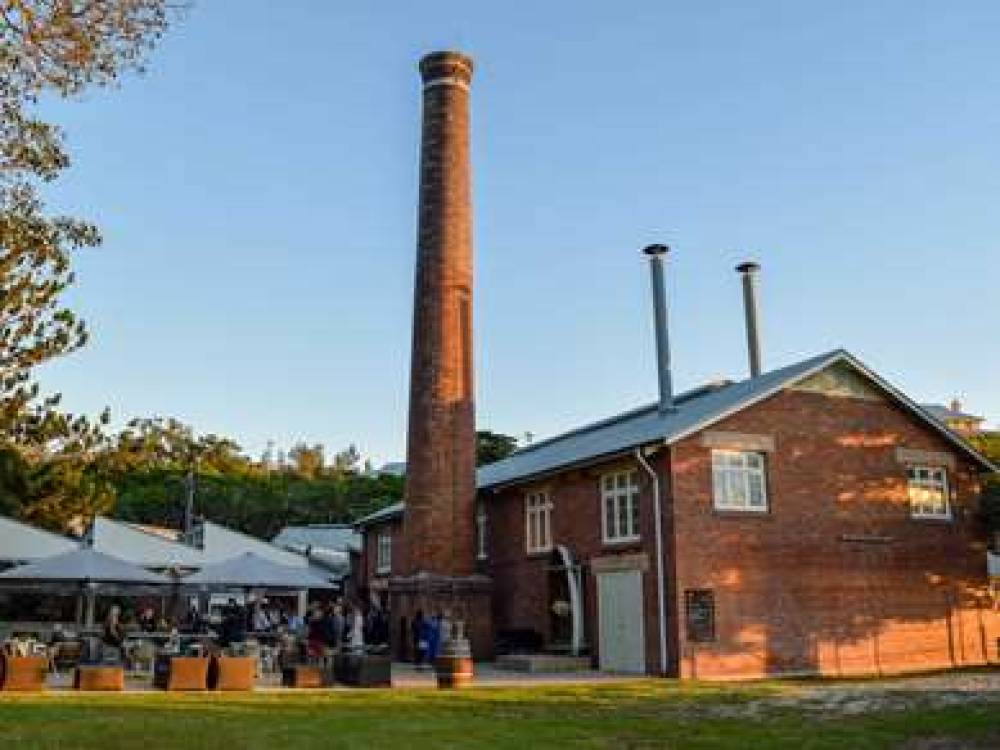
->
xmin=390 ymin=661 xmax=629 ymax=688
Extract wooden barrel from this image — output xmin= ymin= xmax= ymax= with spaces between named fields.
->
xmin=434 ymin=654 xmax=473 ymax=688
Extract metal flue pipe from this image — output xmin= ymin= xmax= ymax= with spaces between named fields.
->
xmin=643 ymin=244 xmax=675 ymax=413
xmin=736 ymin=261 xmax=762 ymax=378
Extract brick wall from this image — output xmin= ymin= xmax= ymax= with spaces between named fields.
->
xmin=670 ymin=386 xmax=998 ymax=679
xmin=487 ymin=453 xmax=670 ymax=672
xmin=484 ymin=379 xmax=997 ymax=678
xmin=359 ymin=518 xmax=404 ymax=590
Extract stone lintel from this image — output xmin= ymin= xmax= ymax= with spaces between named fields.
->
xmin=701 ymin=431 xmax=776 ymax=453
xmin=591 ymin=553 xmax=649 ymax=573
xmin=895 ymin=447 xmax=956 ymax=469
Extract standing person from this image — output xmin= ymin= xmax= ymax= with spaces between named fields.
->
xmin=426 ymin=612 xmax=442 ymax=666
xmin=348 ymin=602 xmax=364 ymax=651
xmin=411 ymin=610 xmax=426 ymax=667
xmin=306 ymin=603 xmax=326 ymax=660
xmin=322 ymin=602 xmax=344 ymax=655
xmin=102 ymin=606 xmax=126 ymax=663
xmin=138 ymin=606 xmax=156 ymax=633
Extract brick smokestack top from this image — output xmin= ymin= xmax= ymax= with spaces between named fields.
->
xmin=403 ymin=50 xmax=476 ymax=577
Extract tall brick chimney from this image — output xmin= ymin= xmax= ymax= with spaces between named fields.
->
xmin=390 ymin=51 xmax=491 ymax=662
xmin=403 ymin=50 xmax=476 ymax=577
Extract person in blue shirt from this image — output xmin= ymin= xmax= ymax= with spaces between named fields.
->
xmin=425 ymin=612 xmax=442 ymax=665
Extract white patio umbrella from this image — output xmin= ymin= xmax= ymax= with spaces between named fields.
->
xmin=181 ymin=552 xmax=334 ymax=590
xmin=0 ymin=547 xmax=173 ymax=625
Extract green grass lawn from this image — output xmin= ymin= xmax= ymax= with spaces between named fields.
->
xmin=0 ymin=681 xmax=996 ymax=750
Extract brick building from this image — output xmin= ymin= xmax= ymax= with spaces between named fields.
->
xmin=358 ymin=348 xmax=999 ymax=677
xmin=359 ymin=50 xmax=998 ymax=678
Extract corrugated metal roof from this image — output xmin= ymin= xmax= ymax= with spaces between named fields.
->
xmin=89 ymin=516 xmax=205 ymax=567
xmin=272 ymin=524 xmax=361 ymax=553
xmin=357 ymin=350 xmax=996 ymax=526
xmin=354 ymin=501 xmax=404 ymax=528
xmin=0 ymin=516 xmax=78 ymax=563
xmin=476 ymin=349 xmax=996 ymax=489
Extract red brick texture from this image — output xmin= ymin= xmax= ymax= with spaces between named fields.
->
xmin=402 ymin=50 xmax=477 ymax=578
xmin=484 ymin=384 xmax=998 ymax=678
xmin=669 ymin=388 xmax=998 ymax=679
xmin=486 ymin=457 xmax=670 ymax=672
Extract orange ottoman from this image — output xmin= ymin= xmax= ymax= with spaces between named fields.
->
xmin=153 ymin=656 xmax=209 ymax=691
xmin=210 ymin=656 xmax=255 ymax=691
xmin=281 ymin=664 xmax=323 ymax=688
xmin=74 ymin=665 xmax=124 ymax=691
xmin=0 ymin=655 xmax=47 ymax=692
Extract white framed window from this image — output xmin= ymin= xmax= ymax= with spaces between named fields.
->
xmin=907 ymin=466 xmax=951 ymax=519
xmin=376 ymin=532 xmax=392 ymax=574
xmin=711 ymin=450 xmax=768 ymax=512
xmin=525 ymin=490 xmax=552 ymax=554
xmin=601 ymin=470 xmax=640 ymax=543
xmin=475 ymin=503 xmax=488 ymax=560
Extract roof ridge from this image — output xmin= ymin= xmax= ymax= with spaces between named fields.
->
xmin=506 ymin=379 xmax=737 ymax=459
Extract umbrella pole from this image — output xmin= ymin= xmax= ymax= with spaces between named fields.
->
xmin=75 ymin=591 xmax=84 ymax=626
xmin=85 ymin=589 xmax=96 ymax=627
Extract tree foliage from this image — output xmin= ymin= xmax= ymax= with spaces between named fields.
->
xmin=476 ymin=429 xmax=518 ymax=466
xmin=0 ymin=1 xmax=180 ymax=529
xmin=105 ymin=419 xmax=402 ymax=539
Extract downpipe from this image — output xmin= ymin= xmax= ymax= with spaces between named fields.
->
xmin=635 ymin=447 xmax=667 ymax=675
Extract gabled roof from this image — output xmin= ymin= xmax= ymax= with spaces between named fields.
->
xmin=476 ymin=349 xmax=997 ymax=489
xmin=88 ymin=516 xmax=204 ymax=567
xmin=0 ymin=516 xmax=78 ymax=563
xmin=272 ymin=524 xmax=360 ymax=553
xmin=197 ymin=521 xmax=307 ymax=568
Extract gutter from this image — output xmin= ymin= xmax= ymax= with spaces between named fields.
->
xmin=635 ymin=446 xmax=668 ymax=675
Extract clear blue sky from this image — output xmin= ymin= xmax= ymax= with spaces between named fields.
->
xmin=37 ymin=1 xmax=1000 ymax=464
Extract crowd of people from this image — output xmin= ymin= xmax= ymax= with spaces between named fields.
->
xmin=303 ymin=600 xmax=389 ymax=658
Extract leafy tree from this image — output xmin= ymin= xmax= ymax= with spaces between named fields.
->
xmin=476 ymin=429 xmax=518 ymax=466
xmin=288 ymin=442 xmax=324 ymax=479
xmin=0 ymin=1 xmax=180 ymax=529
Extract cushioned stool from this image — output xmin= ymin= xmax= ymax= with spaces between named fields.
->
xmin=74 ymin=665 xmax=124 ymax=691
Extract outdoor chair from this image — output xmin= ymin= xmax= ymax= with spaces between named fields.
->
xmin=208 ymin=655 xmax=255 ymax=691
xmin=280 ymin=663 xmax=323 ymax=688
xmin=0 ymin=654 xmax=47 ymax=691
xmin=153 ymin=655 xmax=209 ymax=691
xmin=74 ymin=664 xmax=124 ymax=691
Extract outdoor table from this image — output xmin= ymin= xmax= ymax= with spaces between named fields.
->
xmin=0 ymin=655 xmax=47 ymax=691
xmin=209 ymin=656 xmax=255 ymax=691
xmin=281 ymin=664 xmax=323 ymax=688
xmin=74 ymin=665 xmax=124 ymax=691
xmin=152 ymin=654 xmax=209 ymax=691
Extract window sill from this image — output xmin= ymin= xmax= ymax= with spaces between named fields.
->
xmin=526 ymin=548 xmax=552 ymax=559
xmin=375 ymin=568 xmax=391 ymax=576
xmin=712 ymin=507 xmax=771 ymax=518
xmin=909 ymin=515 xmax=953 ymax=523
xmin=602 ymin=536 xmax=641 ymax=547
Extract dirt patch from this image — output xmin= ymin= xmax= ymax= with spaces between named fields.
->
xmin=898 ymin=730 xmax=1000 ymax=750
